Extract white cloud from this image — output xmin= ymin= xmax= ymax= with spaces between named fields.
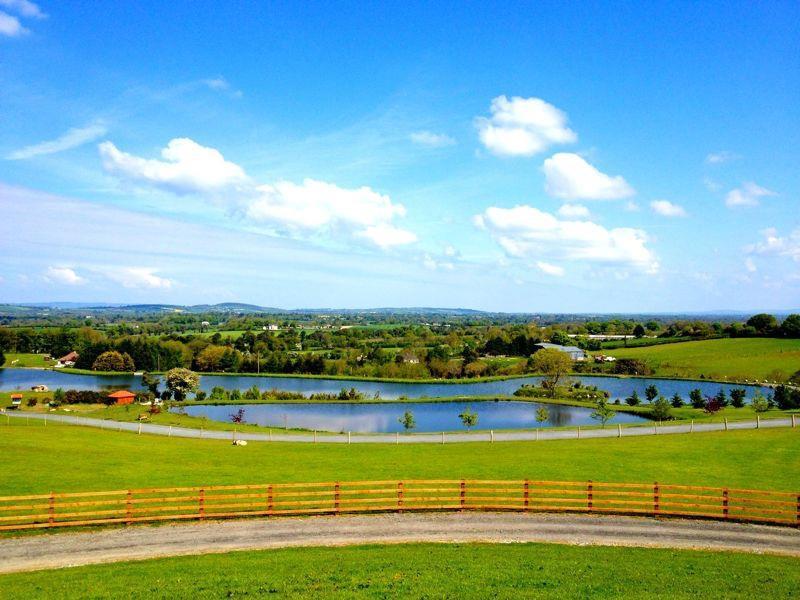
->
xmin=703 ymin=177 xmax=722 ymax=192
xmin=443 ymin=245 xmax=458 ymax=257
xmin=201 ymin=77 xmax=242 ymax=98
xmin=536 ymin=261 xmax=565 ymax=277
xmin=44 ymin=267 xmax=85 ymax=286
xmin=624 ymin=201 xmax=640 ymax=212
xmin=0 ymin=11 xmax=26 ymax=36
xmin=725 ymin=182 xmax=776 ymax=208
xmin=99 ymin=138 xmax=249 ymax=195
xmin=104 ymin=267 xmax=173 ymax=289
xmin=0 ymin=0 xmax=45 ymax=18
xmin=475 ymin=205 xmax=658 ymax=273
xmin=746 ymin=227 xmax=800 ymax=262
xmin=705 ymin=151 xmax=739 ymax=165
xmin=101 ymin=138 xmax=417 ymax=250
xmin=650 ymin=200 xmax=687 ymax=217
xmin=543 ymin=153 xmax=635 ymax=200
xmin=744 ymin=257 xmax=757 ymax=273
xmin=557 ymin=203 xmax=590 ymax=218
xmin=422 ymin=253 xmax=454 ymax=271
xmin=409 ymin=131 xmax=455 ymax=147
xmin=8 ymin=122 xmax=108 ymax=160
xmin=476 ymin=96 xmax=576 ymax=157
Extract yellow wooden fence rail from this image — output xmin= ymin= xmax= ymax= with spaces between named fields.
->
xmin=0 ymin=479 xmax=797 ymax=531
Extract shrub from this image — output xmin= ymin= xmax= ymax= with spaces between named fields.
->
xmin=751 ymin=392 xmax=770 ymax=414
xmin=613 ymin=359 xmax=652 ymax=376
xmin=625 ymin=390 xmax=641 ymax=406
xmin=714 ymin=389 xmax=729 ymax=407
xmin=730 ymin=388 xmax=746 ymax=409
xmin=689 ymin=388 xmax=704 ymax=409
xmin=229 ymin=408 xmax=246 ymax=423
xmin=704 ymin=397 xmax=723 ymax=414
xmin=644 ymin=385 xmax=659 ymax=403
xmin=651 ymin=396 xmax=672 ymax=421
xmin=670 ymin=393 xmax=683 ymax=408
xmin=26 ymin=397 xmax=37 ymax=407
xmin=243 ymin=385 xmax=261 ymax=400
xmin=194 ymin=390 xmax=207 ymax=402
xmin=92 ymin=351 xmax=135 ymax=372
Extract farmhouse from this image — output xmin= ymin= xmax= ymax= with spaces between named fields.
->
xmin=534 ymin=342 xmax=587 ymax=361
xmin=108 ymin=390 xmax=136 ymax=406
xmin=55 ymin=351 xmax=79 ymax=368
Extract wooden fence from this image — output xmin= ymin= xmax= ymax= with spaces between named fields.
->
xmin=0 ymin=480 xmax=798 ymax=532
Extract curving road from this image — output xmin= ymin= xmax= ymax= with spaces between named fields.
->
xmin=1 ymin=513 xmax=798 ymax=574
xmin=5 ymin=411 xmax=797 ymax=443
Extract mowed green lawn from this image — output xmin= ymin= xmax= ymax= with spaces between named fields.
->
xmin=1 ymin=543 xmax=797 ymax=599
xmin=2 ymin=353 xmax=54 ymax=368
xmin=605 ymin=338 xmax=800 ymax=382
xmin=0 ymin=423 xmax=797 ymax=496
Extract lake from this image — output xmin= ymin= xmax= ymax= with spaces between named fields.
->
xmin=176 ymin=400 xmax=650 ymax=433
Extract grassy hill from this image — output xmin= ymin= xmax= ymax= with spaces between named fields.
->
xmin=605 ymin=338 xmax=800 ymax=382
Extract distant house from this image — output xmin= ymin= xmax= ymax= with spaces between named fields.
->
xmin=10 ymin=394 xmax=22 ymax=409
xmin=398 ymin=350 xmax=420 ymax=364
xmin=594 ymin=354 xmax=617 ymax=363
xmin=267 ymin=324 xmax=279 ymax=331
xmin=55 ymin=351 xmax=79 ymax=368
xmin=108 ymin=390 xmax=136 ymax=406
xmin=533 ymin=343 xmax=587 ymax=361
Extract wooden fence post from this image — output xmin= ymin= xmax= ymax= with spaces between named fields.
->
xmin=269 ymin=428 xmax=272 ymax=442
xmin=756 ymin=415 xmax=760 ymax=429
xmin=397 ymin=481 xmax=404 ymax=513
xmin=617 ymin=424 xmax=622 ymax=438
xmin=137 ymin=423 xmax=142 ymax=435
xmin=535 ymin=428 xmax=539 ymax=441
xmin=334 ymin=482 xmax=340 ymax=515
xmin=792 ymin=415 xmax=796 ymax=428
xmin=577 ymin=426 xmax=581 ymax=439
xmin=653 ymin=482 xmax=659 ymax=517
xmin=587 ymin=480 xmax=593 ymax=513
xmin=198 ymin=488 xmax=205 ymax=520
xmin=168 ymin=425 xmax=172 ymax=437
xmin=724 ymin=418 xmax=728 ymax=431
xmin=396 ymin=432 xmax=399 ymax=445
xmin=48 ymin=491 xmax=55 ymax=525
xmin=690 ymin=419 xmax=694 ymax=433
xmin=523 ymin=479 xmax=530 ymax=512
xmin=126 ymin=490 xmax=133 ymax=525
xmin=460 ymin=479 xmax=466 ymax=511
xmin=314 ymin=430 xmax=317 ymax=443
xmin=490 ymin=430 xmax=494 ymax=443
xmin=722 ymin=488 xmax=729 ymax=520
xmin=441 ymin=431 xmax=445 ymax=444
xmin=348 ymin=431 xmax=351 ymax=445
xmin=267 ymin=485 xmax=273 ymax=515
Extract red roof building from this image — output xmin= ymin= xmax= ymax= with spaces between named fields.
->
xmin=108 ymin=390 xmax=136 ymax=406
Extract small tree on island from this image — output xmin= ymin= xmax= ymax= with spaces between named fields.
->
xmin=535 ymin=406 xmax=549 ymax=426
xmin=670 ymin=393 xmax=683 ymax=408
xmin=590 ymin=399 xmax=615 ymax=428
xmin=459 ymin=407 xmax=479 ymax=430
xmin=165 ymin=368 xmax=200 ymax=402
xmin=751 ymin=392 xmax=769 ymax=414
xmin=644 ymin=385 xmax=659 ymax=403
xmin=689 ymin=388 xmax=705 ymax=409
xmin=92 ymin=350 xmax=135 ymax=372
xmin=730 ymin=388 xmax=746 ymax=408
xmin=651 ymin=396 xmax=672 ymax=421
xmin=703 ymin=397 xmax=723 ymax=415
xmin=229 ymin=408 xmax=246 ymax=424
xmin=625 ymin=390 xmax=641 ymax=406
xmin=529 ymin=349 xmax=573 ymax=397
xmin=398 ymin=410 xmax=416 ymax=432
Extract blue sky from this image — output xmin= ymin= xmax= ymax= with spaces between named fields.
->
xmin=1 ymin=1 xmax=798 ymax=311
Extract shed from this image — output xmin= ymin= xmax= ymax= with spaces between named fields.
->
xmin=108 ymin=390 xmax=136 ymax=406
xmin=533 ymin=343 xmax=587 ymax=361
xmin=10 ymin=394 xmax=23 ymax=408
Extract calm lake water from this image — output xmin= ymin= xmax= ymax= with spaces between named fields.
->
xmin=0 ymin=368 xmax=765 ymax=401
xmin=176 ymin=400 xmax=650 ymax=433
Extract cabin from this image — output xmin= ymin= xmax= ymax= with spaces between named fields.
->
xmin=533 ymin=343 xmax=587 ymax=361
xmin=10 ymin=394 xmax=23 ymax=409
xmin=108 ymin=390 xmax=136 ymax=406
xmin=55 ymin=351 xmax=79 ymax=368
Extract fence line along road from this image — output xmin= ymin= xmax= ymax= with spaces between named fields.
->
xmin=0 ymin=478 xmax=798 ymax=532
xmin=3 ymin=411 xmax=797 ymax=444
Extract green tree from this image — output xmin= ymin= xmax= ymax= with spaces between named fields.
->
xmin=689 ymin=388 xmax=704 ymax=409
xmin=550 ymin=330 xmax=571 ymax=346
xmin=751 ymin=392 xmax=770 ymax=414
xmin=141 ymin=372 xmax=160 ymax=397
xmin=779 ymin=314 xmax=800 ymax=338
xmin=730 ymin=388 xmax=746 ymax=408
xmin=651 ymin=396 xmax=672 ymax=421
xmin=670 ymin=393 xmax=683 ymax=408
xmin=458 ymin=407 xmax=478 ymax=430
xmin=644 ymin=384 xmax=659 ymax=403
xmin=92 ymin=351 xmax=135 ymax=372
xmin=590 ymin=399 xmax=615 ymax=427
xmin=715 ymin=388 xmax=729 ymax=407
xmin=746 ymin=313 xmax=778 ymax=334
xmin=165 ymin=368 xmax=200 ymax=402
xmin=633 ymin=324 xmax=646 ymax=338
xmin=625 ymin=390 xmax=641 ymax=406
xmin=535 ymin=406 xmax=549 ymax=425
xmin=398 ymin=410 xmax=416 ymax=432
xmin=530 ymin=348 xmax=573 ymax=397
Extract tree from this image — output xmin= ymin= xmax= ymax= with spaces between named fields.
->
xmin=141 ymin=372 xmax=160 ymax=397
xmin=590 ymin=399 xmax=615 ymax=427
xmin=751 ymin=392 xmax=769 ymax=414
xmin=689 ymin=388 xmax=704 ymax=409
xmin=165 ymin=368 xmax=200 ymax=402
xmin=633 ymin=324 xmax=646 ymax=338
xmin=704 ymin=397 xmax=723 ymax=415
xmin=746 ymin=313 xmax=778 ymax=334
xmin=644 ymin=384 xmax=659 ymax=403
xmin=780 ymin=314 xmax=800 ymax=338
xmin=530 ymin=349 xmax=573 ymax=397
xmin=550 ymin=330 xmax=571 ymax=346
xmin=729 ymin=388 xmax=746 ymax=408
xmin=714 ymin=388 xmax=728 ymax=407
xmin=458 ymin=407 xmax=478 ymax=430
xmin=625 ymin=390 xmax=641 ymax=406
xmin=0 ymin=347 xmax=4 ymax=367
xmin=229 ymin=408 xmax=246 ymax=423
xmin=651 ymin=396 xmax=672 ymax=421
xmin=92 ymin=350 xmax=135 ymax=372
xmin=398 ymin=410 xmax=416 ymax=432
xmin=535 ymin=406 xmax=549 ymax=426
xmin=670 ymin=393 xmax=683 ymax=408
xmin=53 ymin=388 xmax=65 ymax=406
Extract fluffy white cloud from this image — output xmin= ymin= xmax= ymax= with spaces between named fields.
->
xmin=725 ymin=182 xmax=776 ymax=208
xmin=543 ymin=153 xmax=634 ymax=200
xmin=536 ymin=261 xmax=564 ymax=277
xmin=409 ymin=131 xmax=455 ymax=147
xmin=744 ymin=257 xmax=757 ymax=273
xmin=476 ymin=96 xmax=576 ymax=157
xmin=0 ymin=11 xmax=25 ymax=35
xmin=0 ymin=0 xmax=45 ymax=18
xmin=705 ymin=150 xmax=738 ymax=165
xmin=44 ymin=267 xmax=85 ymax=285
xmin=8 ymin=122 xmax=108 ymax=160
xmin=650 ymin=200 xmax=687 ymax=217
xmin=557 ymin=203 xmax=590 ymax=218
xmin=99 ymin=138 xmax=249 ymax=195
xmin=104 ymin=267 xmax=173 ymax=289
xmin=475 ymin=205 xmax=658 ymax=273
xmin=201 ymin=77 xmax=242 ymax=98
xmin=746 ymin=227 xmax=800 ymax=262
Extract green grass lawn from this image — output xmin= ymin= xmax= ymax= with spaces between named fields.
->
xmin=604 ymin=338 xmax=800 ymax=382
xmin=0 ymin=422 xmax=797 ymax=496
xmin=1 ymin=543 xmax=797 ymax=599
xmin=2 ymin=353 xmax=54 ymax=368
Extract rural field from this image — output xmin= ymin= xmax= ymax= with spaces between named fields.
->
xmin=1 ymin=542 xmax=798 ymax=599
xmin=605 ymin=338 xmax=800 ymax=382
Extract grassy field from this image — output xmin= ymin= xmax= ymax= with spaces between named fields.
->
xmin=0 ymin=422 xmax=797 ymax=496
xmin=2 ymin=353 xmax=54 ymax=368
xmin=1 ymin=542 xmax=797 ymax=598
xmin=605 ymin=338 xmax=800 ymax=382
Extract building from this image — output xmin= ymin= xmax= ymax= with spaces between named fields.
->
xmin=10 ymin=394 xmax=22 ymax=409
xmin=108 ymin=390 xmax=136 ymax=406
xmin=533 ymin=343 xmax=587 ymax=361
xmin=55 ymin=351 xmax=79 ymax=368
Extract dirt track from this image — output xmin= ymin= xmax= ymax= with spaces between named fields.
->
xmin=1 ymin=512 xmax=798 ymax=574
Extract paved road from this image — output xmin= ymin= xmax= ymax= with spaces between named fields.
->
xmin=1 ymin=513 xmax=798 ymax=574
xmin=5 ymin=411 xmax=796 ymax=443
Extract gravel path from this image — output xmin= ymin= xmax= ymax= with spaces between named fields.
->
xmin=1 ymin=513 xmax=798 ymax=574
xmin=5 ymin=411 xmax=796 ymax=443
